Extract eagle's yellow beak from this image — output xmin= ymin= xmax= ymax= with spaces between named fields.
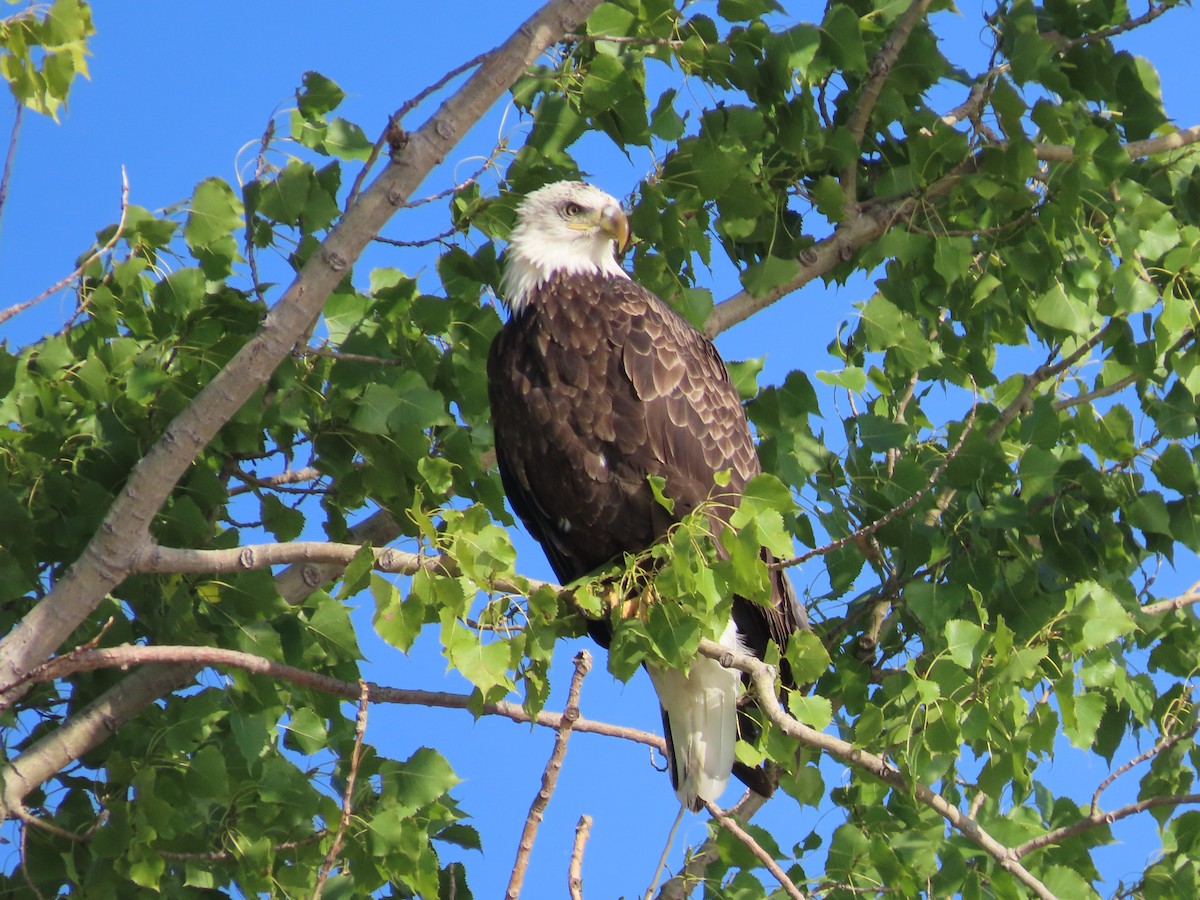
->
xmin=598 ymin=204 xmax=630 ymax=254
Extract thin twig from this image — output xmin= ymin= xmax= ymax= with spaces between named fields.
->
xmin=312 ymin=680 xmax=370 ymax=898
xmin=1013 ymin=791 xmax=1200 ymax=859
xmin=772 ymin=402 xmax=976 ymax=570
xmin=1091 ymin=722 xmax=1199 ymax=815
xmin=0 ymin=101 xmax=23 ymax=233
xmin=568 ymin=814 xmax=593 ymax=900
xmin=506 ymin=650 xmax=592 ymax=899
xmin=227 ymin=465 xmax=326 ymax=497
xmin=703 ymin=800 xmax=806 ymax=900
xmin=374 ymin=227 xmax=457 ymax=249
xmin=246 ymin=116 xmax=276 ymax=305
xmin=19 ymin=820 xmax=48 ymax=900
xmin=344 ymin=49 xmax=491 ymax=211
xmin=296 ymin=345 xmax=406 ymax=366
xmin=643 ymin=805 xmax=686 ymax=900
xmin=1 ymin=167 xmax=130 ymax=328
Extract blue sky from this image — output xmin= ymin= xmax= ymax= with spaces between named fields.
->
xmin=3 ymin=2 xmax=1200 ymax=897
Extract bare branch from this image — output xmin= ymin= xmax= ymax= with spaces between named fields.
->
xmin=132 ymin=539 xmax=562 ymax=601
xmin=228 ymin=465 xmax=326 ymax=496
xmin=344 ymin=48 xmax=492 ymax=211
xmin=703 ymin=800 xmax=806 ymax=899
xmin=312 ymin=680 xmax=370 ymax=898
xmin=507 ymin=650 xmax=591 ymax=899
xmin=0 ymin=100 xmax=22 ymax=231
xmin=0 ymin=167 xmax=129 ymax=328
xmin=568 ymin=814 xmax=593 ymax=900
xmin=1142 ymin=581 xmax=1200 ymax=616
xmin=1036 ymin=124 xmax=1200 ymax=163
xmin=1 ymin=643 xmax=663 ymax=754
xmin=0 ymin=0 xmax=607 ymax=715
xmin=695 ymin=639 xmax=1058 ymax=900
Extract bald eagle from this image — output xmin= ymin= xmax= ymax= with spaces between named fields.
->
xmin=487 ymin=181 xmax=806 ymax=810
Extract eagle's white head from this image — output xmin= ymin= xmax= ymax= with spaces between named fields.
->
xmin=500 ymin=181 xmax=631 ymax=313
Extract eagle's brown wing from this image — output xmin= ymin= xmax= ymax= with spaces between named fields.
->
xmin=487 ymin=270 xmax=805 ymax=650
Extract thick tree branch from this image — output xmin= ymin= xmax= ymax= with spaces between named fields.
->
xmin=506 ymin=650 xmax=591 ymax=900
xmin=695 ymin=639 xmax=1058 ymax=900
xmin=1 ymin=663 xmax=200 ymax=821
xmin=0 ymin=0 xmax=605 ymax=713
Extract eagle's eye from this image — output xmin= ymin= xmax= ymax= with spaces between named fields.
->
xmin=562 ymin=201 xmax=584 ymax=218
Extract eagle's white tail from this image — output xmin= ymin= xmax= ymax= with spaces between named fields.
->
xmin=646 ymin=622 xmax=744 ymax=811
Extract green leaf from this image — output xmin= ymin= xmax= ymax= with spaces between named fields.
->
xmin=820 ymin=5 xmax=866 ymax=73
xmin=815 ymin=367 xmax=867 ymax=393
xmin=185 ymin=178 xmax=243 ymax=251
xmin=783 ymin=630 xmax=832 ymax=684
xmin=944 ymin=619 xmax=988 ymax=669
xmin=296 ymin=70 xmax=345 ymax=118
xmin=740 ymin=254 xmax=800 ymax=297
xmin=389 ymin=747 xmax=461 ymax=818
xmin=284 ymin=707 xmax=328 ymax=755
xmin=440 ymin=611 xmax=514 ymax=696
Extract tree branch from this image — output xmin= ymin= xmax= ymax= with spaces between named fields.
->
xmin=0 ymin=100 xmax=21 ymax=233
xmin=1140 ymin=580 xmax=1200 ymax=616
xmin=703 ymin=800 xmax=806 ymax=899
xmin=312 ymin=680 xmax=370 ymax=899
xmin=568 ymin=814 xmax=593 ymax=900
xmin=0 ymin=166 xmax=129 ymax=328
xmin=704 ymin=121 xmax=1200 ymax=339
xmin=132 ymin=539 xmax=563 ymax=601
xmin=1 ymin=643 xmax=663 ymax=753
xmin=695 ymin=639 xmax=1058 ymax=900
xmin=840 ymin=0 xmax=935 ymax=210
xmin=506 ymin=650 xmax=591 ymax=899
xmin=1012 ymin=791 xmax=1200 ymax=860
xmin=0 ymin=0 xmax=606 ymax=712
xmin=657 ymin=789 xmax=770 ymax=899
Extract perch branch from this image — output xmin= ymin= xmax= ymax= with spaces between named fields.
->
xmin=506 ymin=650 xmax=591 ymax=899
